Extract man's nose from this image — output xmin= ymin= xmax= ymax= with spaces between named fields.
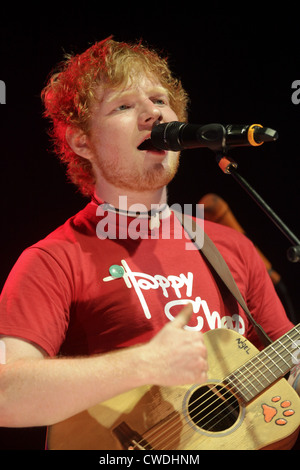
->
xmin=139 ymin=100 xmax=162 ymax=126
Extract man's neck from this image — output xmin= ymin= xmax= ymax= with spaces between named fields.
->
xmin=94 ymin=181 xmax=168 ymax=212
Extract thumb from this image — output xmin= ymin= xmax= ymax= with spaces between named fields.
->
xmin=172 ymin=303 xmax=194 ymax=329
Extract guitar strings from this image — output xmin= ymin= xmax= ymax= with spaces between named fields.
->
xmin=171 ymin=326 xmax=300 ymax=449
xmin=130 ymin=326 xmax=300 ymax=450
xmin=131 ymin=379 xmax=240 ymax=450
xmin=138 ymin=351 xmax=288 ymax=449
xmin=131 ymin=327 xmax=299 ymax=449
xmin=146 ymin=330 xmax=298 ymax=449
xmin=160 ymin=333 xmax=295 ymax=451
xmin=140 ymin=383 xmax=239 ymax=450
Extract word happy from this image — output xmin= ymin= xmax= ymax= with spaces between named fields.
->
xmin=104 ymin=259 xmax=245 ymax=334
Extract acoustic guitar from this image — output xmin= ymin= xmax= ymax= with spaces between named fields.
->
xmin=48 ymin=325 xmax=300 ymax=450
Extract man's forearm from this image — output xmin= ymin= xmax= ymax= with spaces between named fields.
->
xmin=0 ymin=346 xmax=149 ymax=427
xmin=0 ymin=305 xmax=208 ymax=428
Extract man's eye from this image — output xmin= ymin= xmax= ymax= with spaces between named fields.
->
xmin=153 ymin=98 xmax=167 ymax=106
xmin=115 ymin=104 xmax=130 ymax=111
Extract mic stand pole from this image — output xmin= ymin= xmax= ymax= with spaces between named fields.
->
xmin=216 ymin=153 xmax=300 ymax=263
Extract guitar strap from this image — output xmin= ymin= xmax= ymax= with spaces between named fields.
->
xmin=173 ymin=210 xmax=273 ymax=347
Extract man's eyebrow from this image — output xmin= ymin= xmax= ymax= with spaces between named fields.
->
xmin=105 ymin=86 xmax=169 ymax=103
xmin=148 ymin=86 xmax=169 ymax=96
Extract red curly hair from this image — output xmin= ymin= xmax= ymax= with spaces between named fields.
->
xmin=41 ymin=37 xmax=189 ymax=196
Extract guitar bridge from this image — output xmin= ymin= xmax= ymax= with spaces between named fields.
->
xmin=112 ymin=421 xmax=153 ymax=450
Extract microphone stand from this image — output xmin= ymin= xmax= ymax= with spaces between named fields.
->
xmin=215 ymin=153 xmax=300 ymax=263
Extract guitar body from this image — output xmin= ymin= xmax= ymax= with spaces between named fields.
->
xmin=47 ymin=328 xmax=300 ymax=450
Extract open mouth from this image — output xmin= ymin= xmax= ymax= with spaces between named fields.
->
xmin=138 ymin=138 xmax=163 ymax=152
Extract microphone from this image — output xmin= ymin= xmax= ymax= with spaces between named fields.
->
xmin=143 ymin=122 xmax=278 ymax=152
xmin=198 ymin=193 xmax=281 ymax=286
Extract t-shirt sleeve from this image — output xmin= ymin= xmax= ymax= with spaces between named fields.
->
xmin=0 ymin=246 xmax=73 ymax=356
xmin=204 ymin=219 xmax=295 ymax=347
xmin=244 ymin=238 xmax=294 ymax=344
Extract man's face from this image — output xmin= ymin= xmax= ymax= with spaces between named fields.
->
xmin=86 ymin=75 xmax=180 ymax=192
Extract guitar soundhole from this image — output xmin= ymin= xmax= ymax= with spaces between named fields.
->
xmin=188 ymin=384 xmax=240 ymax=432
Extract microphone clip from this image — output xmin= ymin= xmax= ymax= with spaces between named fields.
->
xmin=215 ymin=154 xmax=238 ymax=174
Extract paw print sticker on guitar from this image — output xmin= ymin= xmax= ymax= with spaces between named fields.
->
xmin=262 ymin=396 xmax=295 ymax=426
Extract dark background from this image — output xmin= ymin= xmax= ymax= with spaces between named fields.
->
xmin=1 ymin=2 xmax=300 ymax=450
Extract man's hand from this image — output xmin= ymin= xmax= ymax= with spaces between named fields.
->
xmin=142 ymin=303 xmax=208 ymax=386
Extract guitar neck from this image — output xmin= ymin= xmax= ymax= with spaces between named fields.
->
xmin=225 ymin=324 xmax=300 ymax=403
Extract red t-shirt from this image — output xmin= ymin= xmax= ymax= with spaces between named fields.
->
xmin=0 ymin=202 xmax=293 ymax=356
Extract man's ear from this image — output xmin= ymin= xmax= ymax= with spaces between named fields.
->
xmin=65 ymin=126 xmax=93 ymax=161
